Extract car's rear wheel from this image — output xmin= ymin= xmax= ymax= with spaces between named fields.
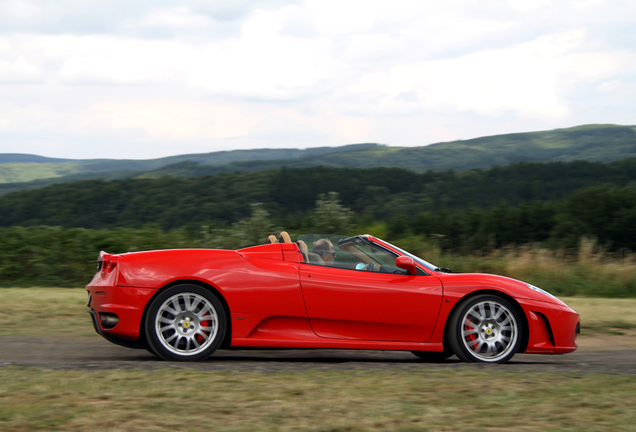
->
xmin=145 ymin=284 xmax=226 ymax=361
xmin=448 ymin=295 xmax=522 ymax=364
xmin=410 ymin=350 xmax=453 ymax=362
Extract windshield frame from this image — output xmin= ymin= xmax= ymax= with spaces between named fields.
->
xmin=367 ymin=236 xmax=439 ymax=272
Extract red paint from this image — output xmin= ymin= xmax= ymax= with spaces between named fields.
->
xmin=86 ymin=236 xmax=579 ymax=358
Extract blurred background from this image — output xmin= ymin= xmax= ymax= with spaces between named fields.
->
xmin=0 ymin=1 xmax=634 ymax=296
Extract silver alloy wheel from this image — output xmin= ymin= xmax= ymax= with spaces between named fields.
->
xmin=459 ymin=300 xmax=518 ymax=362
xmin=154 ymin=292 xmax=219 ymax=356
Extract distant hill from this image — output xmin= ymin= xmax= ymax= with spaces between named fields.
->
xmin=1 ymin=124 xmax=634 ymax=193
xmin=295 ymin=124 xmax=636 ymax=172
xmin=0 ymin=154 xmax=76 ymax=164
xmin=0 ymin=144 xmax=375 ymax=185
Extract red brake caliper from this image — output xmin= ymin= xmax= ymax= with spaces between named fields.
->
xmin=196 ymin=320 xmax=210 ymax=344
xmin=464 ymin=317 xmax=477 ymax=348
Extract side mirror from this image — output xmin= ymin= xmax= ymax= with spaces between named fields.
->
xmin=396 ymin=256 xmax=417 ymax=275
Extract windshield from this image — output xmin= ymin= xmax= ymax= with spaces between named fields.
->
xmin=373 ymin=239 xmax=438 ymax=271
xmin=297 ymin=234 xmax=438 ymax=274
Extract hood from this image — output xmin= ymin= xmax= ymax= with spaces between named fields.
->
xmin=434 ymin=272 xmax=569 ymax=307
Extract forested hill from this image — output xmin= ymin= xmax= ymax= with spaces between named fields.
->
xmin=276 ymin=124 xmax=636 ymax=172
xmin=0 ymin=144 xmax=375 ymax=185
xmin=2 ymin=157 xmax=636 ymax=232
xmin=0 ymin=124 xmax=635 ymax=191
xmin=0 ymin=154 xmax=76 ymax=164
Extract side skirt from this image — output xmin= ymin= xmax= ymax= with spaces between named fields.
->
xmin=231 ymin=337 xmax=445 ymax=351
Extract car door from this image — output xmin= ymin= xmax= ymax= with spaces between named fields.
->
xmin=299 ymin=264 xmax=443 ymax=342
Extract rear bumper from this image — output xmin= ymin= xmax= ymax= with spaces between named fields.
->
xmin=86 ymin=284 xmax=156 ymax=348
xmin=87 ymin=309 xmax=147 ymax=349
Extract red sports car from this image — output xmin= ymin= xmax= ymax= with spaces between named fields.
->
xmin=86 ymin=233 xmax=579 ymax=363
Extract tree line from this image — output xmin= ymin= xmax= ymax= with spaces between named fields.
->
xmin=0 ymin=197 xmax=349 ymax=287
xmin=0 ymin=157 xmax=634 ymax=266
xmin=2 ymin=158 xmax=636 ymax=229
xmin=394 ymin=186 xmax=636 ymax=252
xmin=1 ymin=187 xmax=636 ymax=288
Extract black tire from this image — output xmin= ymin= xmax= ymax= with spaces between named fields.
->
xmin=145 ymin=284 xmax=226 ymax=361
xmin=448 ymin=295 xmax=522 ymax=364
xmin=411 ymin=351 xmax=453 ymax=362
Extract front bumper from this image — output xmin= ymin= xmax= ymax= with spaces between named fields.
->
xmin=519 ymin=298 xmax=580 ymax=354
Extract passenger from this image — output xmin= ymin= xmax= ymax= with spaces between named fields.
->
xmin=312 ymin=238 xmax=336 ymax=266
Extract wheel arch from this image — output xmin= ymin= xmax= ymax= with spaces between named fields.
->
xmin=444 ymin=289 xmax=529 ymax=354
xmin=139 ymin=279 xmax=233 ymax=350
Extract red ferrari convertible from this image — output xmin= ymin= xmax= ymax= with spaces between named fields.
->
xmin=86 ymin=233 xmax=579 ymax=363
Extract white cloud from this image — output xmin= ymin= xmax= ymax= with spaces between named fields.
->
xmin=135 ymin=7 xmax=212 ymax=30
xmin=0 ymin=57 xmax=42 ymax=83
xmin=0 ymin=28 xmax=336 ymax=98
xmin=507 ymin=0 xmax=554 ymax=13
xmin=0 ymin=0 xmax=42 ymax=20
xmin=349 ymin=32 xmax=572 ymax=119
xmin=598 ymin=80 xmax=621 ymax=92
xmin=87 ymin=99 xmax=263 ymax=141
xmin=346 ymin=28 xmax=636 ymax=122
xmin=0 ymin=0 xmax=635 ymax=158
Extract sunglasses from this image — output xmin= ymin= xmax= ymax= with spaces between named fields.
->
xmin=323 ymin=252 xmax=336 ymax=257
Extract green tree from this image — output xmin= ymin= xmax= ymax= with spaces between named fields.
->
xmin=198 ymin=203 xmax=278 ymax=249
xmin=310 ymin=192 xmax=355 ymax=234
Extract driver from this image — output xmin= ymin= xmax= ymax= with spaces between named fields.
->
xmin=312 ymin=238 xmax=336 ymax=266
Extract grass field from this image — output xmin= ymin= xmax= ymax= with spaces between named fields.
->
xmin=1 ymin=289 xmax=636 ymax=431
xmin=2 ymin=288 xmax=636 ymax=338
xmin=0 ymin=288 xmax=95 ymax=337
xmin=1 ymin=366 xmax=635 ymax=431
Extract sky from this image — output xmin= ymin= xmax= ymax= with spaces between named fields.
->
xmin=0 ymin=0 xmax=635 ymax=160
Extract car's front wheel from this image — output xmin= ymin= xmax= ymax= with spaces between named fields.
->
xmin=145 ymin=284 xmax=226 ymax=361
xmin=448 ymin=295 xmax=522 ymax=363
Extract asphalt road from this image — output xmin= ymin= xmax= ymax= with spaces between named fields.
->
xmin=1 ymin=335 xmax=635 ymax=375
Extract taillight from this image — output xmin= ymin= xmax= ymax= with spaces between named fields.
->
xmin=108 ymin=255 xmax=118 ymax=272
xmin=99 ymin=252 xmax=118 ymax=273
xmin=98 ymin=251 xmax=105 ymax=273
xmin=102 ymin=255 xmax=110 ymax=273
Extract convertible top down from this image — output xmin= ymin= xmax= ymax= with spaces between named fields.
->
xmin=86 ymin=233 xmax=579 ymax=363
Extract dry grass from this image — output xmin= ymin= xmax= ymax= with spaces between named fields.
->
xmin=0 ymin=367 xmax=635 ymax=432
xmin=419 ymin=238 xmax=636 ymax=298
xmin=1 ymin=289 xmax=636 ymax=431
xmin=0 ymin=288 xmax=94 ymax=337
xmin=501 ymin=238 xmax=636 ymax=294
xmin=563 ymin=297 xmax=636 ymax=335
xmin=2 ymin=289 xmax=636 ymax=338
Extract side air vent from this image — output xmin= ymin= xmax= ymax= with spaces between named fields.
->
xmin=534 ymin=311 xmax=555 ymax=346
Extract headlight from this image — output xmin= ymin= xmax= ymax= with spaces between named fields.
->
xmin=527 ymin=283 xmax=560 ymax=301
